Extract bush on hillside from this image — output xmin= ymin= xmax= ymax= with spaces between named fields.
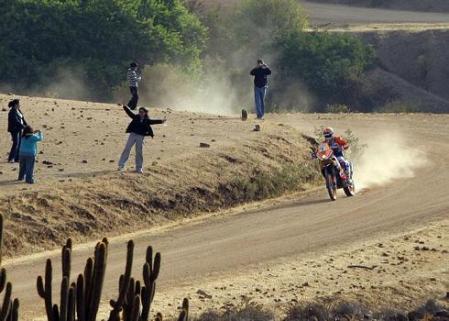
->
xmin=0 ymin=0 xmax=207 ymax=100
xmin=277 ymin=31 xmax=375 ymax=108
xmin=185 ymin=0 xmax=374 ymax=113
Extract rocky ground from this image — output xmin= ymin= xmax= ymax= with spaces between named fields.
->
xmin=0 ymin=94 xmax=319 ymax=256
xmin=152 ymin=217 xmax=449 ymax=319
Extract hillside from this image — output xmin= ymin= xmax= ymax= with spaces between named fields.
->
xmin=3 ymin=102 xmax=449 ymax=319
xmin=306 ymin=0 xmax=449 ymax=12
xmin=0 ymin=94 xmax=319 ymax=255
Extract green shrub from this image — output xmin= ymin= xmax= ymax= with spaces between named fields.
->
xmin=326 ymin=104 xmax=351 ymax=113
xmin=189 ymin=0 xmax=374 ymax=113
xmin=278 ymin=31 xmax=375 ymax=106
xmin=0 ymin=0 xmax=207 ymax=100
xmin=226 ymin=162 xmax=320 ymax=202
xmin=375 ymin=100 xmax=419 ymax=113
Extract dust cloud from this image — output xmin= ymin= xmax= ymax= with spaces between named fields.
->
xmin=136 ymin=64 xmax=246 ymax=116
xmin=34 ymin=66 xmax=90 ymax=100
xmin=0 ymin=66 xmax=92 ymax=101
xmin=354 ymin=132 xmax=427 ymax=190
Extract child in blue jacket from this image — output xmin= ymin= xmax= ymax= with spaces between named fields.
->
xmin=18 ymin=126 xmax=43 ymax=184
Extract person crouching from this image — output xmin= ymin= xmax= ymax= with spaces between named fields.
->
xmin=18 ymin=126 xmax=43 ymax=184
xmin=118 ymin=105 xmax=165 ymax=174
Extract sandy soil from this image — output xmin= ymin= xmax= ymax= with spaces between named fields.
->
xmin=0 ymin=94 xmax=246 ymax=191
xmin=156 ymin=218 xmax=449 ymax=317
xmin=0 ymin=96 xmax=448 ymax=320
xmin=0 ymin=94 xmax=319 ymax=255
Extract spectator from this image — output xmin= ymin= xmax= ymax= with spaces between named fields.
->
xmin=127 ymin=62 xmax=142 ymax=110
xmin=18 ymin=125 xmax=43 ymax=184
xmin=7 ymin=99 xmax=27 ymax=163
xmin=250 ymin=59 xmax=271 ymax=120
xmin=118 ymin=105 xmax=165 ymax=174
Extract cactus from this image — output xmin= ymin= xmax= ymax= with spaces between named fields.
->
xmin=177 ymin=299 xmax=189 ymax=321
xmin=107 ymin=244 xmax=161 ymax=321
xmin=140 ymin=246 xmax=161 ymax=321
xmin=37 ymin=236 xmax=189 ymax=321
xmin=76 ymin=239 xmax=108 ymax=321
xmin=108 ymin=241 xmax=134 ymax=321
xmin=0 ymin=215 xmax=19 ymax=321
xmin=37 ymin=238 xmax=108 ymax=321
xmin=37 ymin=239 xmax=75 ymax=321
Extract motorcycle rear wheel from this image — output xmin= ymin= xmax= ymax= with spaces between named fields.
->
xmin=343 ymin=182 xmax=355 ymax=197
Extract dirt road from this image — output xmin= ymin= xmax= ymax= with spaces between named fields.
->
xmin=302 ymin=1 xmax=449 ymax=25
xmin=4 ymin=114 xmax=449 ymax=319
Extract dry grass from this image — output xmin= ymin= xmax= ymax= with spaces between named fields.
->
xmin=192 ymin=298 xmax=449 ymax=321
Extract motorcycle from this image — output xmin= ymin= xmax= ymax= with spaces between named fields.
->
xmin=315 ymin=143 xmax=355 ymax=201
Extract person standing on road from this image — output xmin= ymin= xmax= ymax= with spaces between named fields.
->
xmin=127 ymin=62 xmax=142 ymax=110
xmin=7 ymin=99 xmax=27 ymax=163
xmin=250 ymin=59 xmax=271 ymax=120
xmin=118 ymin=105 xmax=166 ymax=174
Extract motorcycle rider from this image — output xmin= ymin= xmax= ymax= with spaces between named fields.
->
xmin=322 ymin=127 xmax=351 ymax=179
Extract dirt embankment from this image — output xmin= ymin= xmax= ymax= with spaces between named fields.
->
xmin=359 ymin=29 xmax=449 ymax=112
xmin=316 ymin=28 xmax=449 ymax=112
xmin=363 ymin=29 xmax=449 ymax=97
xmin=0 ymin=95 xmax=320 ymax=256
xmin=306 ymin=0 xmax=449 ymax=12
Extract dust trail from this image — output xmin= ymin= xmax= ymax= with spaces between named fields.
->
xmin=354 ymin=132 xmax=427 ymax=190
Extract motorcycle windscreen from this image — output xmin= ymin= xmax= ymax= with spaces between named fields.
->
xmin=316 ymin=143 xmax=333 ymax=161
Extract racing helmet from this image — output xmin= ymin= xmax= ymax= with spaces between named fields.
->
xmin=323 ymin=127 xmax=334 ymax=139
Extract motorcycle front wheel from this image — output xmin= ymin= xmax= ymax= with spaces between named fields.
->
xmin=325 ymin=172 xmax=337 ymax=201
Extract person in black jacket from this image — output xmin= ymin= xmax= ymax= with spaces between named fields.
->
xmin=250 ymin=59 xmax=271 ymax=119
xmin=118 ymin=105 xmax=165 ymax=173
xmin=7 ymin=99 xmax=27 ymax=163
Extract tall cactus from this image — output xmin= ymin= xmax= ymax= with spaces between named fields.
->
xmin=140 ymin=246 xmax=161 ymax=321
xmin=37 ymin=238 xmax=108 ymax=321
xmin=37 ymin=238 xmax=76 ymax=321
xmin=107 ymin=244 xmax=161 ymax=321
xmin=37 ymin=236 xmax=190 ymax=321
xmin=108 ymin=241 xmax=134 ymax=321
xmin=177 ymin=298 xmax=189 ymax=321
xmin=75 ymin=238 xmax=108 ymax=321
xmin=85 ymin=240 xmax=108 ymax=321
xmin=0 ymin=215 xmax=19 ymax=321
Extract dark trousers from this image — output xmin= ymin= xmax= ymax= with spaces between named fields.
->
xmin=18 ymin=155 xmax=36 ymax=184
xmin=8 ymin=131 xmax=21 ymax=162
xmin=128 ymin=86 xmax=139 ymax=110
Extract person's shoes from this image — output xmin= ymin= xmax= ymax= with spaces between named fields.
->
xmin=118 ymin=166 xmax=125 ymax=172
xmin=18 ymin=177 xmax=24 ymax=181
xmin=136 ymin=168 xmax=143 ymax=174
xmin=26 ymin=180 xmax=34 ymax=184
xmin=8 ymin=160 xmax=14 ymax=164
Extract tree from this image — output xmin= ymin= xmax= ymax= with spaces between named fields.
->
xmin=0 ymin=0 xmax=207 ymax=100
xmin=277 ymin=31 xmax=375 ymax=106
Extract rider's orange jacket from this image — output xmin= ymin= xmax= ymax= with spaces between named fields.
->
xmin=322 ymin=136 xmax=349 ymax=156
xmin=322 ymin=136 xmax=349 ymax=148
xmin=334 ymin=136 xmax=349 ymax=150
